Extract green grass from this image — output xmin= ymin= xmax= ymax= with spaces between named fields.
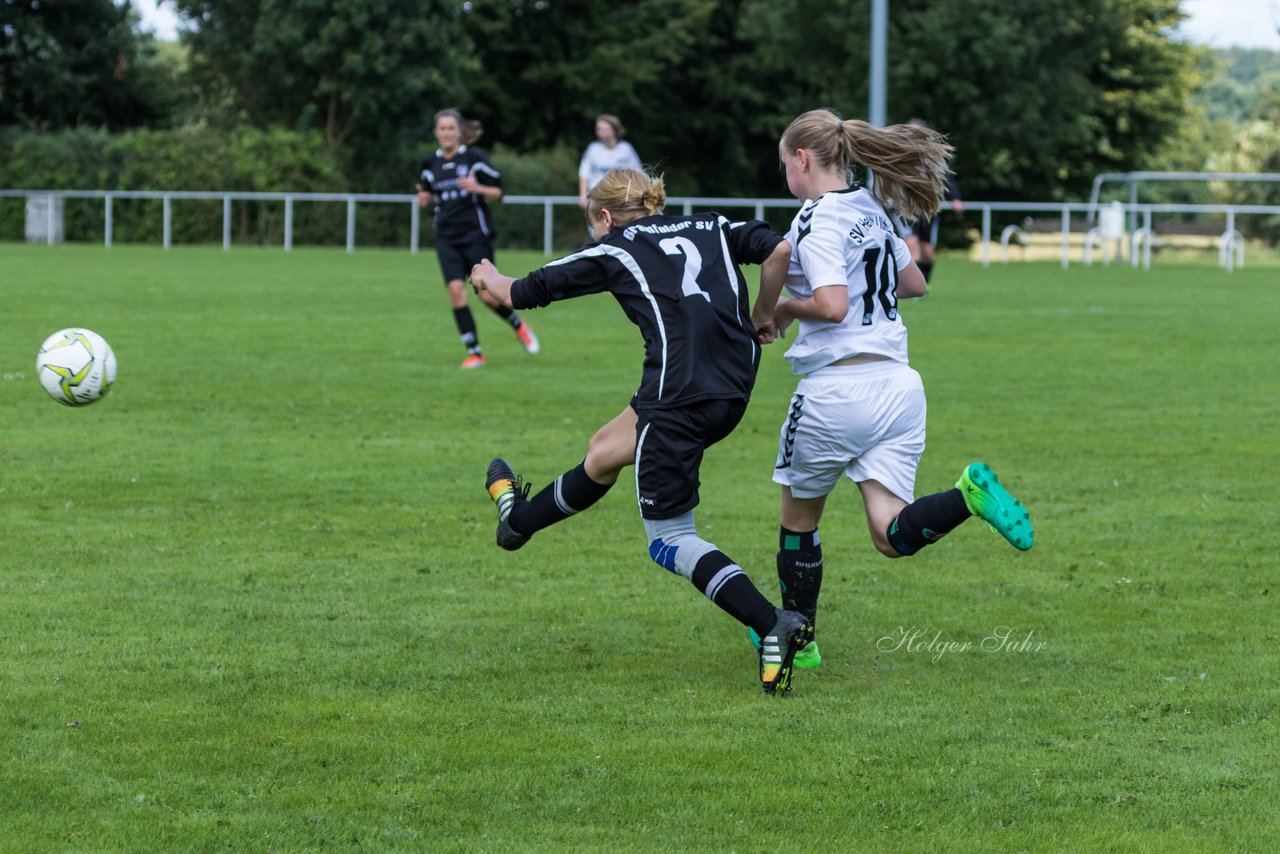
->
xmin=1 ymin=243 xmax=1277 ymax=851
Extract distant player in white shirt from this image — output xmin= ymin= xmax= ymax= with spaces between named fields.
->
xmin=577 ymin=114 xmax=643 ymax=208
xmin=754 ymin=108 xmax=1035 ymax=669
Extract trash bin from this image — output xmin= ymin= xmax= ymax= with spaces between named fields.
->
xmin=25 ymin=195 xmax=65 ymax=244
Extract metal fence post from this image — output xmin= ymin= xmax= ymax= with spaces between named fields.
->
xmin=46 ymin=193 xmax=55 ymax=246
xmin=346 ymin=198 xmax=356 ymax=253
xmin=284 ymin=196 xmax=293 ymax=252
xmin=1143 ymin=208 xmax=1152 ymax=270
xmin=1224 ymin=209 xmax=1237 ymax=272
xmin=104 ymin=195 xmax=113 ymax=248
xmin=1061 ymin=206 xmax=1070 ymax=269
xmin=163 ymin=195 xmax=172 ymax=249
xmin=543 ymin=200 xmax=554 ymax=256
xmin=981 ymin=206 xmax=991 ymax=267
xmin=223 ymin=195 xmax=231 ymax=250
xmin=411 ymin=201 xmax=420 ymax=254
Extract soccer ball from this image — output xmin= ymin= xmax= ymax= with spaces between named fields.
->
xmin=35 ymin=328 xmax=117 ymax=406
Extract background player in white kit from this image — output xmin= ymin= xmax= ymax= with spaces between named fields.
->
xmin=755 ymin=108 xmax=1035 ymax=668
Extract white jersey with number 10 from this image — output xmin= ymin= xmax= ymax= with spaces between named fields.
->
xmin=781 ymin=186 xmax=913 ymax=375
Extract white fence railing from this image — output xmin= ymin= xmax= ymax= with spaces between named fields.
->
xmin=4 ymin=189 xmax=1278 ymax=272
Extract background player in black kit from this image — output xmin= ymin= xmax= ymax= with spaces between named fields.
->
xmin=470 ymin=168 xmax=809 ymax=695
xmin=900 ymin=118 xmax=964 ymax=283
xmin=416 ymin=108 xmax=539 ymax=369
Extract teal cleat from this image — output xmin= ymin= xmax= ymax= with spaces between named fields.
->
xmin=956 ymin=462 xmax=1034 ymax=551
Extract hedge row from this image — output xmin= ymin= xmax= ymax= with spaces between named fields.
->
xmin=0 ymin=128 xmax=589 ymax=250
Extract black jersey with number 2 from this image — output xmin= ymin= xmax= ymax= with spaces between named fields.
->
xmin=510 ymin=213 xmax=784 ymax=409
xmin=418 ymin=145 xmax=502 ymax=242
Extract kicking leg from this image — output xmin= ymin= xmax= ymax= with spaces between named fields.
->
xmin=484 ymin=407 xmax=636 ymax=550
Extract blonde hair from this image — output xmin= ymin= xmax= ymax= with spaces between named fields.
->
xmin=596 ymin=113 xmax=626 ymax=138
xmin=586 ymin=168 xmax=665 ymax=226
xmin=781 ymin=108 xmax=953 ymax=221
xmin=434 ymin=108 xmax=484 ymax=146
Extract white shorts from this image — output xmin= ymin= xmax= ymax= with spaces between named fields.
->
xmin=773 ymin=361 xmax=926 ymax=502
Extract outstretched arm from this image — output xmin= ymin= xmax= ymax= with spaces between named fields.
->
xmin=470 ymin=259 xmax=517 ymax=307
xmin=752 ymin=240 xmax=792 ymax=344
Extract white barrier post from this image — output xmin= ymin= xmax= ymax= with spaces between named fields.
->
xmin=410 ymin=201 xmax=419 ymax=254
xmin=543 ymin=200 xmax=553 ymax=256
xmin=981 ymin=206 xmax=991 ymax=267
xmin=1061 ymin=207 xmax=1070 ymax=269
xmin=1223 ymin=210 xmax=1236 ymax=272
xmin=346 ymin=198 xmax=356 ymax=253
xmin=163 ymin=195 xmax=172 ymax=249
xmin=223 ymin=195 xmax=231 ymax=250
xmin=104 ymin=195 xmax=113 ymax=248
xmin=284 ymin=196 xmax=293 ymax=252
xmin=1143 ymin=208 xmax=1152 ymax=270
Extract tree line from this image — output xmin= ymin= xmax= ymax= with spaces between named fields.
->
xmin=6 ymin=0 xmax=1275 ymax=219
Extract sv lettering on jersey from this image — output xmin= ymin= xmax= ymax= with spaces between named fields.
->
xmin=623 ymin=220 xmax=713 ymax=241
xmin=848 ymin=214 xmax=894 ymax=245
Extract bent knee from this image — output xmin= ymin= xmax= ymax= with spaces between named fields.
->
xmin=646 ymin=530 xmax=715 ymax=580
xmin=872 ymin=539 xmax=904 ymax=559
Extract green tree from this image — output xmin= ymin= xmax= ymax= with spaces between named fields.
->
xmin=159 ymin=0 xmax=1206 ymax=202
xmin=880 ymin=0 xmax=1203 ymax=200
xmin=171 ymin=0 xmax=475 ymax=188
xmin=0 ymin=0 xmax=177 ymax=130
xmin=1207 ymin=118 xmax=1280 ymax=240
xmin=457 ymin=0 xmax=720 ymax=185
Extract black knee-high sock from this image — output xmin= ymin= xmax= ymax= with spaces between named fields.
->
xmin=919 ymin=260 xmax=934 ymax=282
xmin=508 ymin=461 xmax=612 ymax=537
xmin=453 ymin=307 xmax=481 ymax=354
xmin=490 ymin=303 xmax=523 ymax=329
xmin=777 ymin=527 xmax=823 ymax=628
xmin=690 ymin=551 xmax=777 ymax=637
xmin=887 ymin=488 xmax=970 ymax=556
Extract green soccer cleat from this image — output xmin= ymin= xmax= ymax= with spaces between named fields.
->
xmin=759 ymin=610 xmax=814 ymax=696
xmin=749 ymin=627 xmax=822 ymax=669
xmin=956 ymin=462 xmax=1034 ymax=551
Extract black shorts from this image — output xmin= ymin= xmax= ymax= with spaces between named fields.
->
xmin=910 ymin=216 xmax=940 ymax=246
xmin=435 ymin=236 xmax=495 ymax=284
xmin=634 ymin=398 xmax=748 ymax=520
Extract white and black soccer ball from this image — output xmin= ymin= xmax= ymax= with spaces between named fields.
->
xmin=35 ymin=328 xmax=117 ymax=406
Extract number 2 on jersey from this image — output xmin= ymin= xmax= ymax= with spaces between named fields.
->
xmin=659 ymin=237 xmax=711 ymax=302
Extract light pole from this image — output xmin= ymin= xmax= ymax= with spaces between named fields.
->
xmin=869 ymin=0 xmax=887 ymax=127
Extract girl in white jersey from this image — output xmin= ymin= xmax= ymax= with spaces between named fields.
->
xmin=578 ymin=114 xmax=643 ymax=209
xmin=757 ymin=109 xmax=1035 ymax=668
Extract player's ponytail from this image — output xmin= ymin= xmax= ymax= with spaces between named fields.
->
xmin=461 ymin=119 xmax=484 ymax=145
xmin=586 ymin=168 xmax=666 ymax=225
xmin=841 ymin=119 xmax=951 ymax=221
xmin=781 ymin=108 xmax=953 ymax=221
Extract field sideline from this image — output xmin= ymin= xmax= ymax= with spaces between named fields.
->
xmin=1 ymin=243 xmax=1277 ymax=851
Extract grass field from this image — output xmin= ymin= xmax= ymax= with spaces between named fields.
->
xmin=2 ymin=242 xmax=1277 ymax=851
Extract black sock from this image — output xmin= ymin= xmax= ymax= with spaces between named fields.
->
xmin=453 ymin=307 xmax=481 ymax=354
xmin=690 ymin=551 xmax=777 ymax=637
xmin=509 ymin=462 xmax=612 ymax=537
xmin=886 ymin=488 xmax=970 ymax=555
xmin=491 ymin=303 xmax=522 ymax=329
xmin=919 ymin=260 xmax=934 ymax=282
xmin=777 ymin=527 xmax=823 ymax=628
